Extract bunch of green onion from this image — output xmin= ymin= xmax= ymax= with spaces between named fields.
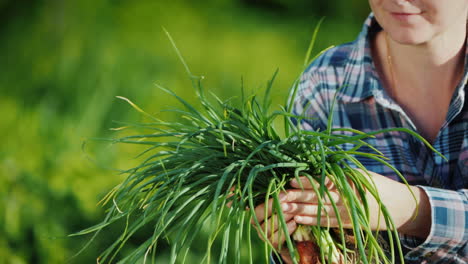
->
xmin=75 ymin=30 xmax=441 ymax=264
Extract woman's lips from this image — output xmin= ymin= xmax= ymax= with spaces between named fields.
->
xmin=390 ymin=12 xmax=422 ymax=22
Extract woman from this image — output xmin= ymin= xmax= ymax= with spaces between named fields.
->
xmin=255 ymin=0 xmax=468 ymax=263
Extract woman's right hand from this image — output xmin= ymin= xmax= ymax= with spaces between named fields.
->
xmin=252 ymin=194 xmax=297 ymax=264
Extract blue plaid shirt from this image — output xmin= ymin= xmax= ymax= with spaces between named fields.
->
xmin=292 ymin=14 xmax=468 ymax=263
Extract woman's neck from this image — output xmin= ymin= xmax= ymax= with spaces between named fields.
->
xmin=372 ymin=24 xmax=466 ymax=142
xmin=384 ymin=24 xmax=466 ymax=93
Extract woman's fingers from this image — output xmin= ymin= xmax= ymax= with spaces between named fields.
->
xmin=252 ymin=199 xmax=273 ymax=224
xmin=294 ymin=215 xmax=341 ymax=227
xmin=256 ymin=213 xmax=294 ymax=237
xmin=284 ymin=189 xmax=341 ymax=204
xmin=281 ymin=202 xmax=334 ymax=216
xmin=252 ymin=193 xmax=287 ymax=224
xmin=281 ymin=203 xmax=351 ymax=228
xmin=253 ymin=213 xmax=294 ymax=237
xmin=267 ymin=219 xmax=297 ymax=250
xmin=225 ymin=186 xmax=237 ymax=208
xmin=290 ymin=176 xmax=334 ymax=189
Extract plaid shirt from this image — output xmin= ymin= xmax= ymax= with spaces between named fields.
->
xmin=292 ymin=14 xmax=468 ymax=263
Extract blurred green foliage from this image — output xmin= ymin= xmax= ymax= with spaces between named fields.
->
xmin=0 ymin=0 xmax=369 ymax=263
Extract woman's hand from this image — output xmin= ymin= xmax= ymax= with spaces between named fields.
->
xmin=252 ymin=194 xmax=297 ymax=264
xmin=252 ymin=169 xmax=432 ymax=262
xmin=281 ymin=176 xmax=352 ymax=228
xmin=282 ymin=170 xmax=431 ymax=238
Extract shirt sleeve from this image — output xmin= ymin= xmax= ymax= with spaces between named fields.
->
xmin=401 ymin=187 xmax=468 ymax=263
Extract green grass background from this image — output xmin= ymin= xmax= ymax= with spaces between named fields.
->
xmin=0 ymin=0 xmax=369 ymax=263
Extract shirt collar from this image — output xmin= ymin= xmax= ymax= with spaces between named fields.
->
xmin=336 ymin=13 xmax=381 ymax=103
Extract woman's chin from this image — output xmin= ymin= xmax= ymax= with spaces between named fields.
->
xmin=387 ymin=30 xmax=433 ymax=46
